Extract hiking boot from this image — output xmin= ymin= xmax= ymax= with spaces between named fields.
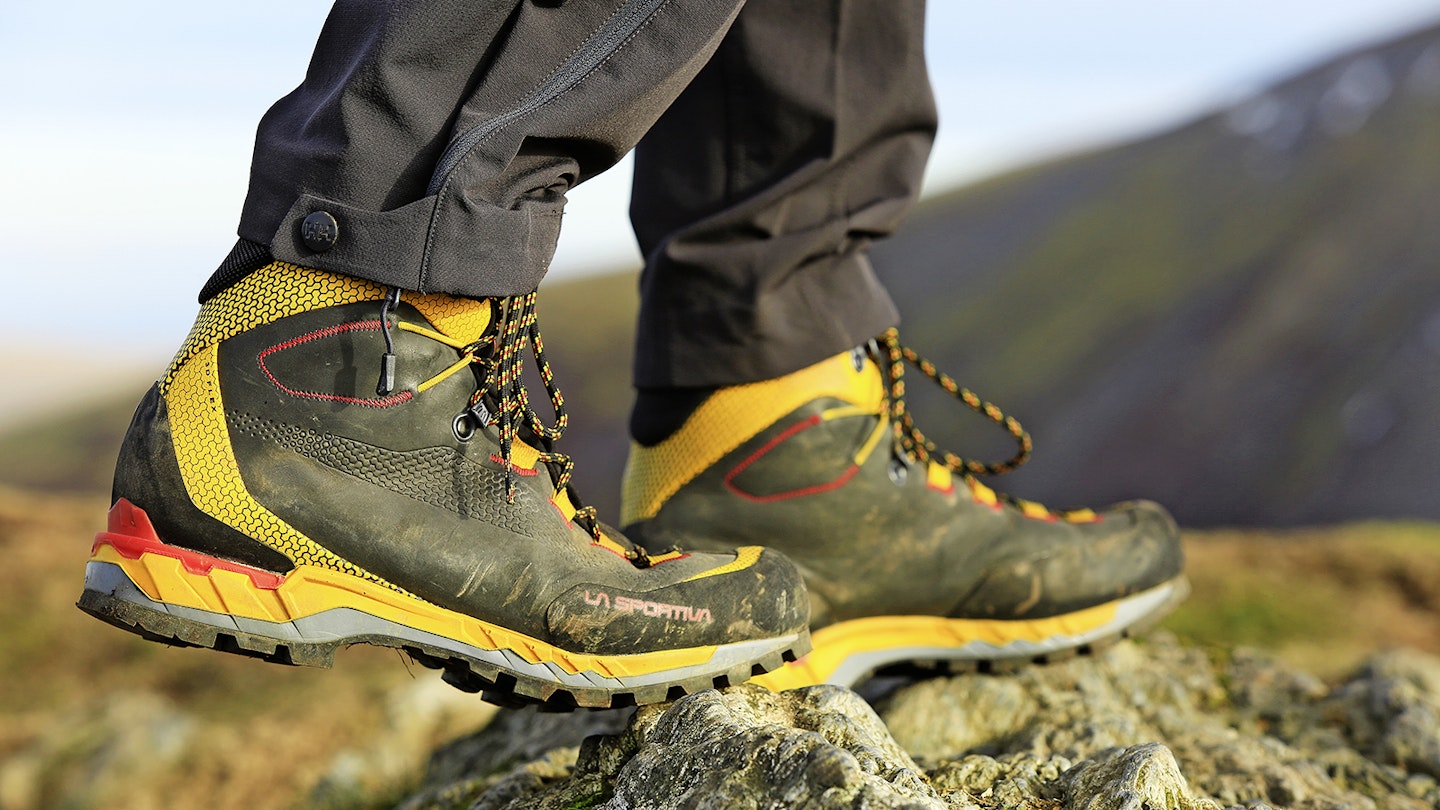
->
xmin=621 ymin=329 xmax=1186 ymax=690
xmin=79 ymin=261 xmax=809 ymax=709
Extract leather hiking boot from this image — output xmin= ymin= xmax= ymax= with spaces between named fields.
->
xmin=80 ymin=262 xmax=809 ymax=709
xmin=621 ymin=329 xmax=1186 ymax=690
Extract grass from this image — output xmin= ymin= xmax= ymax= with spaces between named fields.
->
xmin=0 ymin=486 xmax=495 ymax=810
xmin=1162 ymin=522 xmax=1440 ymax=679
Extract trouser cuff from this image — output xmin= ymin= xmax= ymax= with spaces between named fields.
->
xmin=241 ymin=191 xmax=562 ymax=299
xmin=633 ymin=250 xmax=900 ymax=388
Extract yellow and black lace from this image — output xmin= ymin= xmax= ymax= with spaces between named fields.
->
xmin=463 ymin=291 xmax=664 ymax=563
xmin=875 ymin=328 xmax=1094 ymax=522
xmin=374 ymin=288 xmax=655 ymax=563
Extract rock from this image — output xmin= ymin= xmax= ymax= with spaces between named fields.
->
xmin=513 ymin=684 xmax=946 ymax=810
xmin=1060 ymin=742 xmax=1218 ymax=810
xmin=310 ymin=676 xmax=500 ymax=806
xmin=395 ymin=637 xmax=1440 ymax=810
xmin=1322 ymin=648 xmax=1440 ymax=779
xmin=607 ymin=685 xmax=942 ymax=809
xmin=397 ymin=703 xmax=633 ymax=810
xmin=0 ymin=690 xmax=194 ymax=810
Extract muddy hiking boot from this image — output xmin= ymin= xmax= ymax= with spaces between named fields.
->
xmin=79 ymin=262 xmax=809 ymax=709
xmin=622 ymin=329 xmax=1187 ymax=690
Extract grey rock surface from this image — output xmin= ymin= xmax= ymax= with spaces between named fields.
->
xmin=396 ymin=636 xmax=1440 ymax=810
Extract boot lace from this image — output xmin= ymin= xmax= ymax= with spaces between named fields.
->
xmin=374 ymin=289 xmax=656 ymax=566
xmin=875 ymin=328 xmax=1091 ymax=521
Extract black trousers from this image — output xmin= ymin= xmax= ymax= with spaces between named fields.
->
xmin=235 ymin=0 xmax=935 ymax=388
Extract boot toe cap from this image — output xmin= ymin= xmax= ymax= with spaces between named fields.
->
xmin=949 ymin=498 xmax=1185 ymax=620
xmin=544 ymin=546 xmax=810 ymax=656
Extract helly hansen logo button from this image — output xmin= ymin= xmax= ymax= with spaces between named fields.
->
xmin=300 ymin=211 xmax=339 ymax=252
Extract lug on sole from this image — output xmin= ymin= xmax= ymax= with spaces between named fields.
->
xmin=78 ymin=514 xmax=809 ymax=711
xmin=750 ymin=576 xmax=1190 ymax=691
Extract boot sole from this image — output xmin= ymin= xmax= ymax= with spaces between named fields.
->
xmin=750 ymin=576 xmax=1188 ymax=690
xmin=78 ymin=538 xmax=808 ymax=710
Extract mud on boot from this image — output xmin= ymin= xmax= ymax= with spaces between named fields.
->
xmin=622 ymin=329 xmax=1186 ymax=690
xmin=80 ymin=262 xmax=809 ymax=709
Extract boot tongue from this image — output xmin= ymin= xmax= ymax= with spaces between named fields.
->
xmin=409 ymin=295 xmax=493 ymax=343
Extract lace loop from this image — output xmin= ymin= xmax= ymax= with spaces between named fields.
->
xmin=480 ymin=291 xmax=605 ymax=541
xmin=875 ymin=327 xmax=1032 ymax=478
xmin=364 ymin=289 xmax=659 ymax=554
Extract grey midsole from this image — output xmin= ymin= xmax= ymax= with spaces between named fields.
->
xmin=83 ymin=560 xmax=800 ymax=690
xmin=823 ymin=578 xmax=1189 ymax=687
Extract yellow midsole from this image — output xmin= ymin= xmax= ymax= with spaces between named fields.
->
xmin=750 ymin=600 xmax=1120 ymax=691
xmin=90 ymin=544 xmax=718 ymax=679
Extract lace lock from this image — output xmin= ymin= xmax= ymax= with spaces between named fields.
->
xmin=452 ymin=401 xmax=492 ymax=442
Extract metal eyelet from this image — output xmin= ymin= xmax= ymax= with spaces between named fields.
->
xmin=453 ymin=401 xmax=492 ymax=442
xmin=452 ymin=412 xmax=475 ymax=442
xmin=888 ymin=456 xmax=909 ymax=486
xmin=850 ymin=346 xmax=866 ymax=372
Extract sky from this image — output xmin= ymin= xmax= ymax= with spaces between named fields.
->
xmin=2 ymin=1 xmax=1439 ymax=359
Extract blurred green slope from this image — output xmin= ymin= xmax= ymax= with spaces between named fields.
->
xmin=871 ymin=23 xmax=1440 ymax=526
xmin=4 ymin=24 xmax=1440 ymax=527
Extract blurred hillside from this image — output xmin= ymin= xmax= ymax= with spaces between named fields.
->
xmin=870 ymin=22 xmax=1440 ymax=526
xmin=3 ymin=23 xmax=1439 ymax=527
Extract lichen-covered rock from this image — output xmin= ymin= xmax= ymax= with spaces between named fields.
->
xmin=877 ymin=636 xmax=1440 ymax=810
xmin=397 ymin=704 xmax=632 ymax=810
xmin=927 ymin=752 xmax=1071 ymax=808
xmin=1059 ymin=743 xmax=1218 ymax=810
xmin=1322 ymin=649 xmax=1440 ymax=779
xmin=876 ymin=637 xmax=1221 ymax=762
xmin=396 ymin=637 xmax=1440 ymax=810
xmin=529 ymin=684 xmax=945 ymax=809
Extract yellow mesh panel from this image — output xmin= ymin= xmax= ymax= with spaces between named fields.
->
xmin=410 ymin=296 xmax=491 ymax=343
xmin=162 ymin=262 xmax=385 ymax=394
xmin=166 ymin=344 xmax=394 ymax=587
xmin=162 ymin=262 xmax=492 ymax=394
xmin=158 ymin=260 xmax=496 ymax=589
xmin=621 ymin=353 xmax=884 ymax=525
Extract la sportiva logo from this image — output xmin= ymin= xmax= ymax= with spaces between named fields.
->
xmin=583 ymin=590 xmax=713 ymax=623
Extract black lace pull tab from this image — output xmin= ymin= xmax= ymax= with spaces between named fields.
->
xmin=376 ymin=287 xmax=403 ymax=396
xmin=377 ymin=353 xmax=397 ymax=396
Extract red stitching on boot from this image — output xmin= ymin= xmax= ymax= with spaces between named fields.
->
xmin=723 ymin=415 xmax=861 ymax=503
xmin=258 ymin=320 xmax=414 ymax=408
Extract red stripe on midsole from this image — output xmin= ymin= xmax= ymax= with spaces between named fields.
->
xmin=92 ymin=499 xmax=286 ymax=590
